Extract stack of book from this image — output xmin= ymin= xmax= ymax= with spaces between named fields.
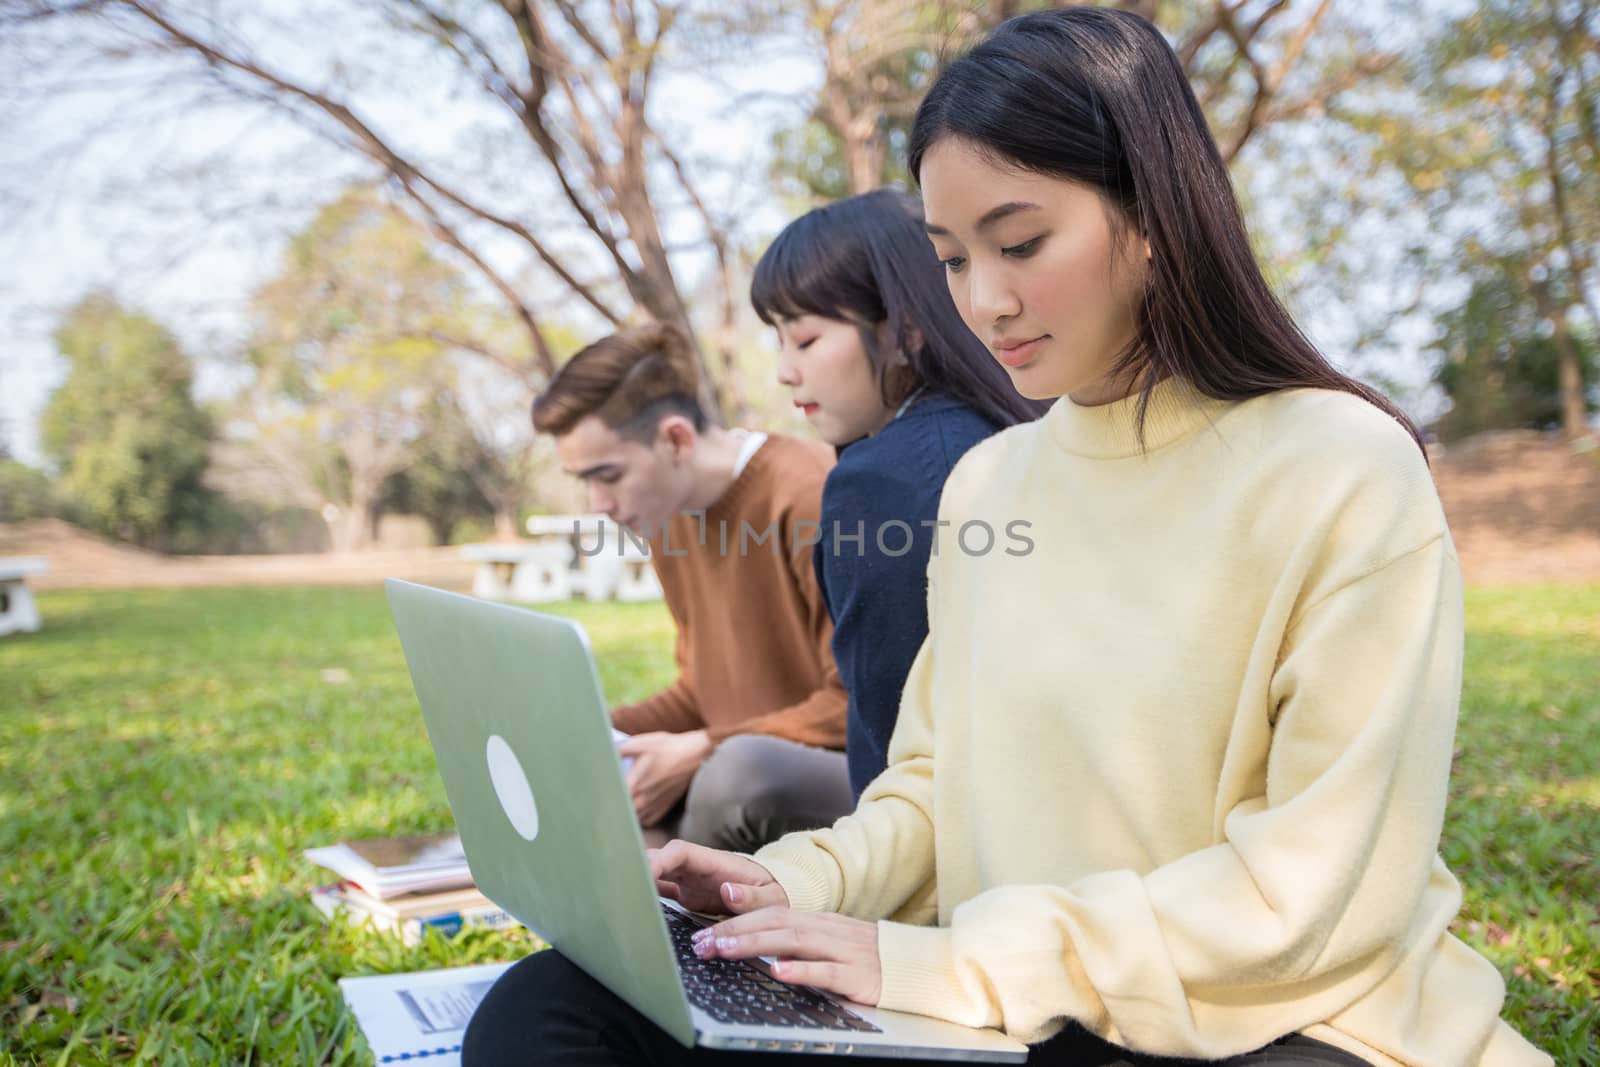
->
xmin=304 ymin=830 xmax=472 ymax=897
xmin=310 ymin=881 xmax=518 ymax=945
xmin=304 ymin=831 xmax=520 ymax=945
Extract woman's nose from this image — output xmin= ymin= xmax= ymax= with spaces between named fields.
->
xmin=968 ymin=261 xmax=1022 ymax=326
xmin=775 ymin=351 xmax=801 ymax=387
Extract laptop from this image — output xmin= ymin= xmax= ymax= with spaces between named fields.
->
xmin=385 ymin=579 xmax=1028 ymax=1061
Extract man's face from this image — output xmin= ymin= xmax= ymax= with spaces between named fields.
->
xmin=556 ymin=415 xmax=694 ymax=539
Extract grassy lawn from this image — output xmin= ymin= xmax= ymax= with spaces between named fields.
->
xmin=2 ymin=584 xmax=1595 ymax=1064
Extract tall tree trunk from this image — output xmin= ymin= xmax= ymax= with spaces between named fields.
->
xmin=1551 ymin=312 xmax=1590 ymax=441
xmin=845 ymin=115 xmax=885 ymax=194
xmin=332 ymin=502 xmax=367 ymax=553
xmin=1530 ymin=280 xmax=1590 ymax=440
xmin=335 ymin=476 xmax=381 ymax=552
xmin=493 ymin=508 xmax=519 ymax=542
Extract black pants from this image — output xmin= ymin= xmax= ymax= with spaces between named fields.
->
xmin=462 ymin=951 xmax=1373 ymax=1067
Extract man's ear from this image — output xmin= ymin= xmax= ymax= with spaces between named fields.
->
xmin=657 ymin=415 xmax=698 ymax=463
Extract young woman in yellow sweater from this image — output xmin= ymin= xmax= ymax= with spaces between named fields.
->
xmin=465 ymin=8 xmax=1549 ymax=1065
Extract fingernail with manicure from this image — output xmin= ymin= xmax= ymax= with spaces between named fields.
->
xmin=716 ymin=937 xmax=737 ymax=951
xmin=724 ymin=883 xmax=741 ymax=903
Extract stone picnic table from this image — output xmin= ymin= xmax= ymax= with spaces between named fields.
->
xmin=0 ymin=556 xmax=48 ymax=636
xmin=460 ymin=515 xmax=661 ymax=604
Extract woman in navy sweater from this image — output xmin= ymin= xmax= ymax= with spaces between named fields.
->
xmin=751 ymin=189 xmax=1043 ymax=797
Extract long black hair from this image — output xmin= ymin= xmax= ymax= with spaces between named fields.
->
xmin=751 ymin=188 xmax=1044 ymax=430
xmin=907 ymin=7 xmax=1425 ymax=452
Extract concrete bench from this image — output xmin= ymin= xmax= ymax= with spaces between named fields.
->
xmin=460 ymin=542 xmax=575 ymax=603
xmin=462 ymin=516 xmax=665 ymax=605
xmin=612 ymin=541 xmax=663 ymax=603
xmin=526 ymin=515 xmax=662 ymax=603
xmin=0 ymin=557 xmax=48 ymax=636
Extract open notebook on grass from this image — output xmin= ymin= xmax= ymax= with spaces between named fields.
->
xmin=340 ymin=961 xmax=513 ymax=1065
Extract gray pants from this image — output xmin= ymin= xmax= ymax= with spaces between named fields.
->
xmin=642 ymin=734 xmax=854 ymax=853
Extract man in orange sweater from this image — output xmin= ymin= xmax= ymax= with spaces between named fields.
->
xmin=531 ymin=321 xmax=852 ymax=852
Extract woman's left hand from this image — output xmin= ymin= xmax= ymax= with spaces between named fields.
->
xmin=690 ymin=907 xmax=882 ymax=1006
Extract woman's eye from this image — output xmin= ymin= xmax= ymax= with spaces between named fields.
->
xmin=797 ymin=338 xmax=816 ymax=350
xmin=1002 ymin=237 xmax=1042 ymax=258
xmin=940 ymin=256 xmax=967 ymax=274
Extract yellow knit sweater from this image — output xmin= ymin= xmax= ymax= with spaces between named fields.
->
xmin=753 ymin=380 xmax=1548 ymax=1067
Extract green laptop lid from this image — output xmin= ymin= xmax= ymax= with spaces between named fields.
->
xmin=385 ymin=579 xmax=694 ymax=1047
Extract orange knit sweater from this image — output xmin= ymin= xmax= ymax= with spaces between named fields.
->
xmin=609 ymin=434 xmax=847 ymax=749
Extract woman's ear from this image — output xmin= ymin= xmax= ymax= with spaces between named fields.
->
xmin=904 ymin=323 xmax=925 ymax=355
xmin=874 ymin=319 xmax=921 ymax=362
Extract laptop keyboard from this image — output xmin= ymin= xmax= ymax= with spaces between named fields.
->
xmin=662 ymin=906 xmax=882 ymax=1033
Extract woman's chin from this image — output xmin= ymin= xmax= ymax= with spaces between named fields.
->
xmin=810 ymin=419 xmax=852 ymax=447
xmin=1005 ymin=365 xmax=1067 ymax=402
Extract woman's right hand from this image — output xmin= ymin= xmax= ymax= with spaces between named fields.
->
xmin=649 ymin=839 xmax=789 ymax=916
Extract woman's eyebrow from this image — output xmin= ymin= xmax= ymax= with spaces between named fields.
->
xmin=925 ymin=201 xmax=1042 ymax=236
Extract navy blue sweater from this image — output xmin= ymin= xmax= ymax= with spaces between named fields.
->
xmin=813 ymin=393 xmax=1004 ymax=798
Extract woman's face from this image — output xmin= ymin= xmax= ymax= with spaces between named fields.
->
xmin=920 ymin=137 xmax=1148 ymax=404
xmin=773 ymin=313 xmax=896 ymax=445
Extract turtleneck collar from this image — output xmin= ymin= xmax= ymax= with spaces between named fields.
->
xmin=1043 ymin=375 xmax=1237 ymax=459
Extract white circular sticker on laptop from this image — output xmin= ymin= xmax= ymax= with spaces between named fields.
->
xmin=485 ymin=734 xmax=540 ymax=841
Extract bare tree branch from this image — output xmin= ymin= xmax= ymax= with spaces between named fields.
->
xmin=1213 ymin=0 xmax=1281 ymax=161
xmin=1541 ymin=63 xmax=1600 ymax=339
xmin=656 ymin=132 xmax=745 ymax=420
xmin=546 ymin=0 xmax=613 ymax=64
xmin=1176 ymin=9 xmax=1224 ymax=71
xmin=1266 ymin=0 xmax=1332 ymax=90
xmin=119 ymin=0 xmax=627 ymax=331
xmin=1260 ymin=53 xmax=1401 ymax=127
xmin=422 ymin=328 xmax=539 ymax=382
xmin=401 ymin=189 xmax=558 ymax=378
xmin=389 ymin=0 xmax=525 ymax=114
xmin=495 ymin=0 xmax=703 ymax=337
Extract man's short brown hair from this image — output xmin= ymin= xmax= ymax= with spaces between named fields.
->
xmin=531 ymin=321 xmax=707 ymax=441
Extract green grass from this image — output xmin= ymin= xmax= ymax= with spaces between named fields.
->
xmin=1445 ymin=585 xmax=1600 ymax=1061
xmin=1 ymin=584 xmax=1595 ymax=1064
xmin=0 ymin=587 xmax=675 ymax=1065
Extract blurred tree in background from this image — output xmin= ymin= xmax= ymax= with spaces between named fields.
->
xmin=0 ymin=454 xmax=59 ymax=523
xmin=1430 ymin=256 xmax=1598 ymax=442
xmin=380 ymin=391 xmax=498 ymax=548
xmin=38 ymin=293 xmax=216 ymax=549
xmin=237 ymin=186 xmax=475 ymax=552
xmin=377 ymin=364 xmax=560 ymax=545
xmin=1309 ymin=0 xmax=1600 ymax=438
xmin=764 ymin=0 xmax=1397 ymax=201
xmin=0 ymin=431 xmax=54 ymax=521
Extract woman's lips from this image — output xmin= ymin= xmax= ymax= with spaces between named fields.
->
xmin=995 ymin=336 xmax=1048 ymax=368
